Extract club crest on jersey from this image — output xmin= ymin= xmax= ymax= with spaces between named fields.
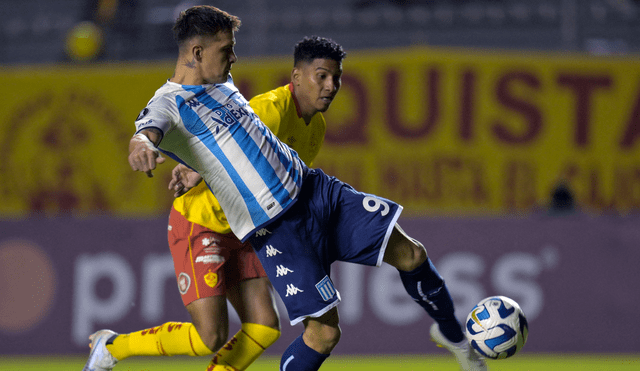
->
xmin=316 ymin=276 xmax=336 ymax=301
xmin=204 ymin=271 xmax=218 ymax=288
xmin=178 ymin=272 xmax=190 ymax=295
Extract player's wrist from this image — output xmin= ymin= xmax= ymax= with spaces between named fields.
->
xmin=133 ymin=133 xmax=158 ymax=151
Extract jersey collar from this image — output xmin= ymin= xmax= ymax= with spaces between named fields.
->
xmin=289 ymin=82 xmax=303 ymax=119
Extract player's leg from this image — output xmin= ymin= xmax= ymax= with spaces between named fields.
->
xmin=383 ymin=225 xmax=463 ymax=342
xmin=383 ymin=224 xmax=487 ymax=371
xmin=82 ymin=208 xmax=217 ymax=370
xmin=186 ymin=296 xmax=231 ymax=351
xmin=205 ymin=238 xmax=281 ymax=370
xmin=207 ymin=277 xmax=281 ymax=370
xmin=280 ymin=307 xmax=340 ymax=371
xmin=104 ymin=298 xmax=223 ymax=361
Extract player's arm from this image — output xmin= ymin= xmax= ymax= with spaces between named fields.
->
xmin=168 ymin=163 xmax=203 ymax=197
xmin=128 ymin=128 xmax=166 ymax=177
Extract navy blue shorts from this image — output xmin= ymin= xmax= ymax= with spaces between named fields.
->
xmin=248 ymin=168 xmax=403 ymax=325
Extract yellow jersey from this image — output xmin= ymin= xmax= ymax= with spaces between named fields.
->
xmin=172 ymin=83 xmax=326 ymax=233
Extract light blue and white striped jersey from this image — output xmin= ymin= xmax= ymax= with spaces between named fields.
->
xmin=134 ymin=77 xmax=307 ymax=241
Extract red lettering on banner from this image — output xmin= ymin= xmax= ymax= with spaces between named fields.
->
xmin=385 ymin=67 xmax=440 ymax=138
xmin=381 ymin=155 xmax=489 ymax=206
xmin=557 ymin=162 xmax=640 ymax=210
xmin=556 ymin=74 xmax=612 ymax=147
xmin=492 ymin=72 xmax=542 ymax=144
xmin=324 ymin=74 xmax=369 ymax=144
xmin=504 ymin=160 xmax=537 ymax=210
xmin=613 ymin=167 xmax=640 ymax=209
xmin=459 ymin=69 xmax=477 ymax=142
xmin=619 ymin=85 xmax=640 ymax=149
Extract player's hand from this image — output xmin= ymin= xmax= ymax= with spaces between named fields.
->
xmin=169 ymin=164 xmax=203 ymax=197
xmin=128 ymin=133 xmax=165 ymax=177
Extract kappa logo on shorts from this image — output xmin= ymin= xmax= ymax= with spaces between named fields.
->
xmin=276 ymin=265 xmax=293 ymax=277
xmin=265 ymin=245 xmax=281 ymax=257
xmin=255 ymin=228 xmax=271 ymax=237
xmin=285 ymin=284 xmax=303 ymax=297
xmin=178 ymin=273 xmax=190 ymax=295
xmin=316 ymin=276 xmax=336 ymax=301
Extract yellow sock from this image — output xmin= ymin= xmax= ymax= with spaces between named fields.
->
xmin=107 ymin=322 xmax=213 ymax=360
xmin=206 ymin=323 xmax=280 ymax=371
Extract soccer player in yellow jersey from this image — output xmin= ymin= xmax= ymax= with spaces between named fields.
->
xmin=83 ymin=35 xmax=346 ymax=371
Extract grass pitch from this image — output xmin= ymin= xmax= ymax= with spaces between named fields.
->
xmin=1 ymin=354 xmax=639 ymax=370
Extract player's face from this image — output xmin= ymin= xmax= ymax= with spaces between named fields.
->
xmin=294 ymin=58 xmax=342 ymax=116
xmin=199 ymin=30 xmax=237 ymax=84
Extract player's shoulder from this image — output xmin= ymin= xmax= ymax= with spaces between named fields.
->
xmin=250 ymin=84 xmax=292 ymax=113
xmin=147 ymin=81 xmax=183 ymax=105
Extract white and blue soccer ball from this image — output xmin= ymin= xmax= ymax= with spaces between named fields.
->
xmin=465 ymin=296 xmax=528 ymax=360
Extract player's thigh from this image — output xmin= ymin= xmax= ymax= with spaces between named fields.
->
xmin=329 ymin=182 xmax=402 ymax=267
xmin=225 ymin=240 xmax=279 ymax=328
xmin=227 ymin=277 xmax=280 ymax=329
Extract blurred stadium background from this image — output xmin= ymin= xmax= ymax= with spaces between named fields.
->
xmin=2 ymin=0 xmax=640 ymax=369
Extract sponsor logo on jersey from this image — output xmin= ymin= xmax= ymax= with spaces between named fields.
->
xmin=196 ymin=255 xmax=225 ymax=264
xmin=178 ymin=272 xmax=190 ymax=295
xmin=316 ymin=275 xmax=336 ymax=301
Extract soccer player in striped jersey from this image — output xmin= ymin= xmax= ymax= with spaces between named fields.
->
xmin=125 ymin=5 xmax=487 ymax=371
xmin=82 ymin=35 xmax=345 ymax=371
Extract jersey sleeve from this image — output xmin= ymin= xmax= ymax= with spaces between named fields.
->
xmin=134 ymin=95 xmax=178 ymax=139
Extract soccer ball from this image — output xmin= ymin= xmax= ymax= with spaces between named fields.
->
xmin=465 ymin=296 xmax=528 ymax=360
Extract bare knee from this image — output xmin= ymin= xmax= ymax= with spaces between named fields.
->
xmin=194 ymin=322 xmax=228 ymax=352
xmin=303 ymin=308 xmax=341 ymax=354
xmin=186 ymin=298 xmax=230 ymax=352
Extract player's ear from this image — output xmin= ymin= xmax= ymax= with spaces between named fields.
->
xmin=292 ymin=67 xmax=301 ymax=86
xmin=193 ymin=45 xmax=203 ymax=62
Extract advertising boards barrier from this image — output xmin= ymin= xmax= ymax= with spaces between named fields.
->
xmin=0 ymin=214 xmax=638 ymax=355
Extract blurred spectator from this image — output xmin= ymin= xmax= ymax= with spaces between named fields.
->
xmin=549 ymin=182 xmax=576 ymax=215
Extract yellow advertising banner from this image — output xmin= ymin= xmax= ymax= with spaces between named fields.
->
xmin=1 ymin=47 xmax=638 ymax=217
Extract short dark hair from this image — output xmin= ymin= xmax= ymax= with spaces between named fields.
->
xmin=294 ymin=36 xmax=346 ymax=66
xmin=172 ymin=5 xmax=241 ymax=46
